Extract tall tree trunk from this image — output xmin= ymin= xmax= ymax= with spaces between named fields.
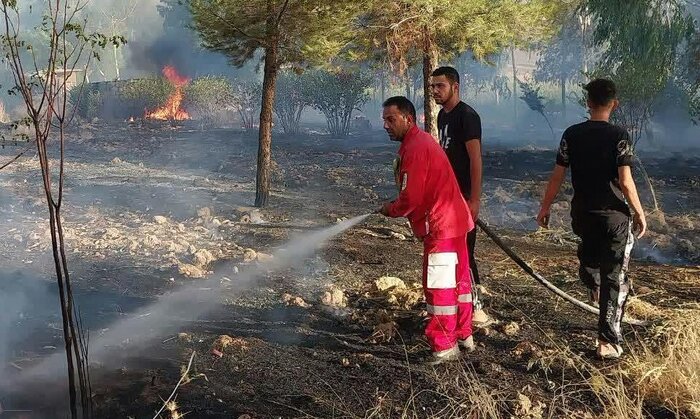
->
xmin=493 ymin=53 xmax=502 ymax=104
xmin=636 ymin=156 xmax=661 ymax=212
xmin=422 ymin=25 xmax=438 ymax=138
xmin=380 ymin=71 xmax=386 ymax=103
xmin=113 ymin=43 xmax=120 ymax=80
xmin=580 ymin=10 xmax=589 ymax=74
xmin=511 ymin=44 xmax=517 ymax=122
xmin=405 ymin=76 xmax=411 ymax=99
xmin=35 ymin=122 xmax=91 ymax=418
xmin=372 ymin=79 xmax=377 ymax=104
xmin=561 ymin=76 xmax=566 ymax=122
xmin=254 ymin=41 xmax=279 ymax=208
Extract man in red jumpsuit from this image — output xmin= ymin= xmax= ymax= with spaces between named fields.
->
xmin=378 ymin=96 xmax=476 ymax=365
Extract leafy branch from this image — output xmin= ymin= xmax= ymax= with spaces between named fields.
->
xmin=518 ymin=79 xmax=555 ymax=141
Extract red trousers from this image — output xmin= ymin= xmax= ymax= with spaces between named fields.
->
xmin=422 ymin=235 xmax=472 ymax=352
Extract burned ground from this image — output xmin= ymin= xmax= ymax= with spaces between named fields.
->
xmin=0 ymin=123 xmax=698 ymax=418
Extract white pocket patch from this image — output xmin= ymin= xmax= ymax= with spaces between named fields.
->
xmin=426 ymin=252 xmax=457 ymax=289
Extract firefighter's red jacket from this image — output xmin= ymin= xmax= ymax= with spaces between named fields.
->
xmin=386 ymin=125 xmax=474 ymax=239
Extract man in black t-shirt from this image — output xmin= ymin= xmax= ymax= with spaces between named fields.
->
xmin=430 ymin=66 xmax=492 ymax=327
xmin=537 ymin=79 xmax=647 ymax=359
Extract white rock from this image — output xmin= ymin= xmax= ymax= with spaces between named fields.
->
xmin=502 ymin=321 xmax=520 ymax=336
xmin=375 ymin=276 xmax=406 ymax=291
xmin=178 ymin=263 xmax=205 ymax=279
xmin=193 ymin=249 xmax=215 ymax=268
xmin=243 ymin=248 xmax=257 ymax=262
xmin=197 ymin=207 xmax=212 ymax=218
xmin=103 ymin=227 xmax=121 ymax=239
xmin=321 ymin=287 xmax=347 ymax=308
xmin=143 ymin=235 xmax=161 ymax=247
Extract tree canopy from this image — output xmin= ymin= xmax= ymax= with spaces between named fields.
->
xmin=534 ymin=11 xmax=587 ymax=87
xmin=189 ymin=0 xmax=359 ymax=70
xmin=354 ymin=0 xmax=563 ymax=134
xmin=587 ymin=0 xmax=695 ymax=143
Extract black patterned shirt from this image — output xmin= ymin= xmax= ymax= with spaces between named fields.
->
xmin=556 ymin=120 xmax=634 ymax=215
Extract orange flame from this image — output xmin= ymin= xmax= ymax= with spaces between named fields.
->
xmin=145 ymin=65 xmax=190 ymax=121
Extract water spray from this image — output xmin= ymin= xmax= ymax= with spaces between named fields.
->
xmin=3 ymin=214 xmax=371 ymax=389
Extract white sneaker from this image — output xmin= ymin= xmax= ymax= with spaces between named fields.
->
xmin=458 ymin=335 xmax=475 ymax=352
xmin=425 ymin=345 xmax=460 ymax=366
xmin=597 ymin=342 xmax=623 ymax=359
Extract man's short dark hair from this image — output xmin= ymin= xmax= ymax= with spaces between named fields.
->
xmin=584 ymin=78 xmax=617 ymax=107
xmin=383 ymin=96 xmax=416 ymax=121
xmin=431 ymin=66 xmax=460 ymax=84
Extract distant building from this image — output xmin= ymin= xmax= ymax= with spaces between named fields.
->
xmin=27 ymin=68 xmax=86 ymax=92
xmin=53 ymin=69 xmax=85 ymax=90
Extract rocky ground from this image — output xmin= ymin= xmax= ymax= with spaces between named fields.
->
xmin=0 ymin=122 xmax=698 ymax=418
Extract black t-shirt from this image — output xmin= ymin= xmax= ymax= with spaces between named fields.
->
xmin=437 ymin=101 xmax=481 ymax=198
xmin=556 ymin=120 xmax=634 ymax=215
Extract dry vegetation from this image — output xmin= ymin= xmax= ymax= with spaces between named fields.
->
xmin=353 ymin=300 xmax=700 ymax=419
xmin=626 ymin=308 xmax=700 ymax=417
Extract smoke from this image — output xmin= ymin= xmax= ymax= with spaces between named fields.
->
xmin=2 ymin=214 xmax=370 ymax=390
xmin=0 ymin=160 xmax=58 ymax=371
xmin=0 ymin=276 xmax=30 ymax=367
xmin=0 ymin=271 xmax=56 ymax=371
xmin=0 ymin=0 xmax=245 ymax=83
xmin=126 ymin=31 xmax=234 ymax=79
xmin=111 ymin=0 xmax=240 ymax=79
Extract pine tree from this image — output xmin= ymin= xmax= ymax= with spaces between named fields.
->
xmin=188 ymin=0 xmax=360 ymax=207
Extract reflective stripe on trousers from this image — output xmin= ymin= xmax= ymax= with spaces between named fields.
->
xmin=422 ymin=235 xmax=472 ymax=352
xmin=573 ymin=212 xmax=634 ymax=345
xmin=427 ymin=304 xmax=458 ymax=315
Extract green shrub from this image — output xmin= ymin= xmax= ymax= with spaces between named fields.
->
xmin=118 ymin=77 xmax=174 ymax=114
xmin=183 ymin=76 xmax=235 ymax=129
xmin=274 ymin=71 xmax=309 ymax=135
xmin=304 ymin=69 xmax=371 ymax=137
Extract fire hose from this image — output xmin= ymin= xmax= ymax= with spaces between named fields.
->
xmin=236 ymin=216 xmax=648 ymax=326
xmin=476 ymin=219 xmax=649 ymax=327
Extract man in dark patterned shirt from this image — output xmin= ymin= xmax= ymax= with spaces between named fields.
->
xmin=430 ymin=66 xmax=493 ymax=328
xmin=537 ymin=79 xmax=647 ymax=359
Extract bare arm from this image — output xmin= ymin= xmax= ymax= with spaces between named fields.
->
xmin=618 ymin=165 xmax=647 ymax=237
xmin=465 ymin=139 xmax=482 ymax=219
xmin=537 ymin=164 xmax=567 ymax=227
